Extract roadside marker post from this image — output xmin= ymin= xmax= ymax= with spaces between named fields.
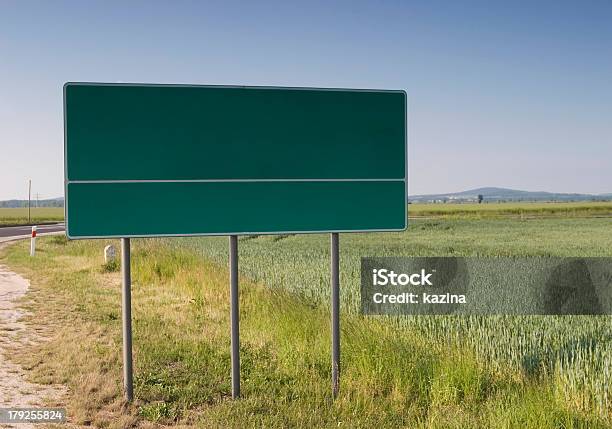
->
xmin=63 ymin=83 xmax=407 ymax=401
xmin=104 ymin=244 xmax=117 ymax=264
xmin=121 ymin=238 xmax=134 ymax=401
xmin=30 ymin=226 xmax=36 ymax=256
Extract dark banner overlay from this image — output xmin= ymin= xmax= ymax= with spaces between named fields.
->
xmin=361 ymin=257 xmax=612 ymax=315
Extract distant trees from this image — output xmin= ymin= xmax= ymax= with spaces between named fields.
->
xmin=477 ymin=194 xmax=484 ymax=204
xmin=0 ymin=199 xmax=64 ymax=208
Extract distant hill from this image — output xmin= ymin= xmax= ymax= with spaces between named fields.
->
xmin=0 ymin=197 xmax=64 ymax=208
xmin=409 ymin=187 xmax=612 ymax=203
xmin=1 ymin=189 xmax=610 ymax=207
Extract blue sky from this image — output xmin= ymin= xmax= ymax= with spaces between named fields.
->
xmin=1 ymin=0 xmax=611 ymax=200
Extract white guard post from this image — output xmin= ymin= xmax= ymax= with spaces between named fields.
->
xmin=30 ymin=226 xmax=37 ymax=256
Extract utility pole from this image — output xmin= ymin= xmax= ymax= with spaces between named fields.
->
xmin=28 ymin=180 xmax=31 ymax=224
xmin=36 ymin=193 xmax=39 ymax=208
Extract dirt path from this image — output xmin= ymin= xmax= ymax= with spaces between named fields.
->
xmin=0 ymin=263 xmax=66 ymax=428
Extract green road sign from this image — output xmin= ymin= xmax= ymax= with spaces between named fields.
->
xmin=64 ymin=83 xmax=407 ymax=238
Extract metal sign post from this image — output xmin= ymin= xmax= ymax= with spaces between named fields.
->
xmin=229 ymin=235 xmax=240 ymax=399
xmin=331 ymin=233 xmax=340 ymax=398
xmin=121 ymin=238 xmax=134 ymax=402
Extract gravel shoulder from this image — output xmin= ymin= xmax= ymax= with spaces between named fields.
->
xmin=0 ymin=247 xmax=66 ymax=428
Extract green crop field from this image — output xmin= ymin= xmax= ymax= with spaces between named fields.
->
xmin=172 ymin=218 xmax=612 ymax=420
xmin=0 ymin=207 xmax=64 ymax=226
xmin=2 ymin=206 xmax=611 ymax=427
xmin=408 ymin=201 xmax=612 ymax=218
xmin=1 ymin=202 xmax=609 ymax=226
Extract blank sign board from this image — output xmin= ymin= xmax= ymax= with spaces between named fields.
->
xmin=64 ymin=83 xmax=407 ymax=238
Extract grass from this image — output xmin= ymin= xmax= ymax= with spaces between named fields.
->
xmin=1 ymin=201 xmax=610 ymax=227
xmin=408 ymin=201 xmax=612 ymax=218
xmin=1 ymin=216 xmax=611 ymax=428
xmin=0 ymin=207 xmax=64 ymax=226
xmin=174 ymin=218 xmax=612 ymax=420
xmin=0 ymin=202 xmax=608 ymax=227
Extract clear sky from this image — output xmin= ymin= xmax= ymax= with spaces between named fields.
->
xmin=1 ymin=0 xmax=611 ymax=200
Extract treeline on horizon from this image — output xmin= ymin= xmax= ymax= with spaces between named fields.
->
xmin=0 ymin=198 xmax=64 ymax=208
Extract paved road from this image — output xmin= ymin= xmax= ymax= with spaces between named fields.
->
xmin=0 ymin=223 xmax=65 ymax=241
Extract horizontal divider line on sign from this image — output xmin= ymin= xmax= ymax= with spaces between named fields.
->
xmin=66 ymin=178 xmax=406 ymax=184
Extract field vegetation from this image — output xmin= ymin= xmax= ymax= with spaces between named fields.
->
xmin=1 ymin=201 xmax=609 ymax=227
xmin=175 ymin=218 xmax=612 ymax=421
xmin=408 ymin=201 xmax=612 ymax=219
xmin=0 ymin=207 xmax=64 ymax=226
xmin=1 ymin=206 xmax=611 ymax=428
